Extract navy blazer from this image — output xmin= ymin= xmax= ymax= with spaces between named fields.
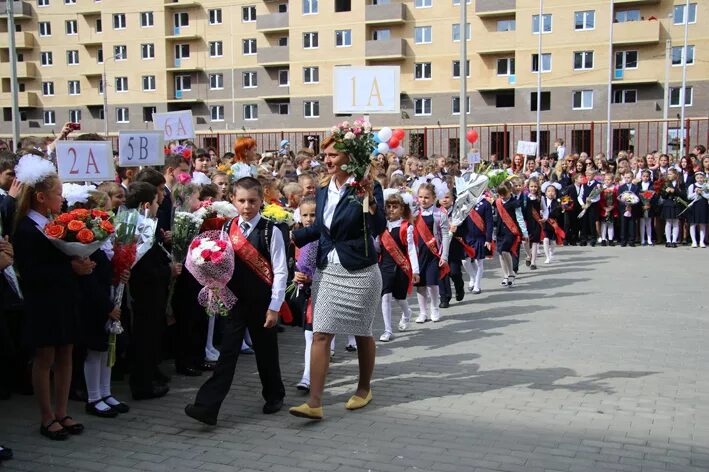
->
xmin=293 ymin=180 xmax=386 ymax=271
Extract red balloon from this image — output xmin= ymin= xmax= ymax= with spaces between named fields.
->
xmin=393 ymin=128 xmax=405 ymax=140
xmin=388 ymin=137 xmax=400 ymax=149
xmin=466 ymin=129 xmax=479 ymax=144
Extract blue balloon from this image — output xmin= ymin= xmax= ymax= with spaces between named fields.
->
xmin=373 ymin=132 xmax=382 ymax=143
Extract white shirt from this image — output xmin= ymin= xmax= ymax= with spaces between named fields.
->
xmin=323 ymin=175 xmax=355 ymax=265
xmin=542 ymin=197 xmax=554 ymax=220
xmin=238 ymin=213 xmax=288 ymax=312
xmin=384 ymin=219 xmax=420 ymax=275
xmin=0 ymin=188 xmax=7 ymax=196
xmin=28 ymin=209 xmax=49 ymax=230
xmin=557 ymin=146 xmax=566 ymax=160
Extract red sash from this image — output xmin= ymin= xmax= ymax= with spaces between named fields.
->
xmin=535 ymin=203 xmax=565 ymax=245
xmin=468 ymin=208 xmax=495 ymax=258
xmin=414 ymin=214 xmax=450 ymax=279
xmin=530 ymin=207 xmax=545 ymax=242
xmin=380 ymin=224 xmax=414 ymax=294
xmin=495 ymin=199 xmax=521 ymax=257
xmin=228 ymin=218 xmax=293 ymax=324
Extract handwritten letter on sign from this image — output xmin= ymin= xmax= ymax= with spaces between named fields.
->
xmin=118 ymin=131 xmax=165 ymax=167
xmin=153 ymin=110 xmax=194 ymax=141
xmin=56 ymin=141 xmax=115 ymax=182
xmin=333 ymin=66 xmax=400 ymax=114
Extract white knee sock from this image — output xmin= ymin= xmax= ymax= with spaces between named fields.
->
xmin=416 ymin=287 xmax=429 ymax=318
xmin=700 ymin=224 xmax=707 ymax=245
xmin=530 ymin=243 xmax=538 ymax=266
xmin=396 ymin=298 xmax=412 ymax=322
xmin=608 ymin=224 xmax=614 ymax=241
xmin=347 ymin=335 xmax=356 ymax=347
xmin=499 ymin=254 xmax=509 ymax=278
xmin=462 ymin=258 xmax=475 ymax=288
xmin=428 ymin=285 xmax=440 ymax=318
xmin=600 ymin=222 xmax=609 ymax=241
xmin=524 ymin=240 xmax=531 ymax=262
xmin=242 ymin=329 xmax=252 ymax=350
xmin=690 ymin=224 xmax=698 ymax=245
xmin=330 ymin=336 xmax=335 ymax=352
xmin=84 ymin=350 xmax=111 ymax=411
xmin=672 ymin=219 xmax=680 ymax=243
xmin=473 ymin=259 xmax=484 ymax=290
xmin=665 ymin=221 xmax=672 ymax=242
xmin=543 ymin=238 xmax=551 ymax=262
xmin=206 ymin=315 xmax=219 ymax=357
xmin=302 ymin=330 xmax=313 ymax=384
xmin=381 ymin=293 xmax=393 ymax=335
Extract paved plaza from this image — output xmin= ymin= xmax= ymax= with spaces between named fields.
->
xmin=1 ymin=246 xmax=709 ymax=472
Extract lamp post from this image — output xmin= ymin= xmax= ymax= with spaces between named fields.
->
xmin=458 ymin=0 xmax=468 ymax=162
xmin=678 ymin=0 xmax=690 ymax=158
xmin=6 ymin=0 xmax=20 ymax=149
xmin=535 ymin=0 xmax=543 ymax=160
xmin=102 ymin=52 xmax=123 ymax=137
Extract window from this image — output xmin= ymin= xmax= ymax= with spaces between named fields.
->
xmin=495 ymin=91 xmax=515 ymax=108
xmin=143 ymin=107 xmax=156 ymax=122
xmin=95 ymin=18 xmax=102 ymax=32
xmin=142 ymin=75 xmax=156 ymax=91
xmin=303 ymin=0 xmax=318 ymax=15
xmin=672 ymin=45 xmax=694 ymax=66
xmin=304 ymin=100 xmax=319 ymax=118
xmin=242 ymin=38 xmax=257 ymax=55
xmin=574 ymin=51 xmax=594 ymax=70
xmin=97 ymin=47 xmax=103 ymax=63
xmin=303 ymin=66 xmax=319 ymax=83
xmin=68 ymin=80 xmax=80 ymax=95
xmin=452 ymin=96 xmax=470 ymax=115
xmin=64 ymin=0 xmax=75 ymax=4
xmin=532 ymin=14 xmax=552 ymax=33
xmin=65 ymin=20 xmax=77 ymax=35
xmin=141 ymin=12 xmax=154 ymax=27
xmin=670 ymin=86 xmax=692 ymax=107
xmin=209 ymin=8 xmax=222 ymax=25
xmin=209 ymin=41 xmax=223 ymax=57
xmin=372 ymin=29 xmax=390 ymax=40
xmin=114 ymin=45 xmax=127 ymax=61
xmin=278 ymin=69 xmax=289 ymax=86
xmin=415 ymin=0 xmax=431 ymax=7
xmin=574 ymin=10 xmax=595 ymax=30
xmin=414 ymin=62 xmax=432 ymax=79
xmin=278 ymin=36 xmax=288 ymax=46
xmin=414 ymin=98 xmax=432 ymax=116
xmin=497 ymin=19 xmax=515 ymax=32
xmin=42 ymin=81 xmax=54 ymax=96
xmin=612 ymin=89 xmax=637 ymax=104
xmin=532 ymin=53 xmax=552 ymax=73
xmin=452 ymin=23 xmax=471 ymax=42
xmin=98 ymin=78 xmax=104 ymax=94
xmin=67 ymin=50 xmax=79 ymax=65
xmin=335 ymin=0 xmax=350 ymax=12
xmin=210 ymin=105 xmax=224 ymax=122
xmin=174 ymin=12 xmax=189 ymax=28
xmin=497 ymin=57 xmax=515 ymax=76
xmin=38 ymin=0 xmax=49 ymax=7
xmin=673 ymin=3 xmax=697 ymax=25
xmin=452 ymin=60 xmax=470 ymax=78
xmin=614 ymin=10 xmax=640 ymax=22
xmin=452 ymin=0 xmax=471 ymax=4
xmin=615 ymin=50 xmax=637 ymax=69
xmin=69 ymin=110 xmax=81 ymax=123
xmin=116 ymin=108 xmax=129 ymax=123
xmin=572 ymin=90 xmax=593 ymax=110
xmin=175 ymin=74 xmax=191 ymax=91
xmin=98 ymin=108 xmax=104 ymax=120
xmin=115 ymin=77 xmax=128 ymax=92
xmin=39 ymin=21 xmax=51 ymax=37
xmin=175 ymin=44 xmax=190 ymax=59
xmin=243 ymin=71 xmax=257 ymax=88
xmin=242 ymin=5 xmax=256 ymax=22
xmin=415 ymin=26 xmax=432 ymax=44
xmin=40 ymin=51 xmax=53 ymax=66
xmin=209 ymin=73 xmax=224 ymax=90
xmin=530 ymin=91 xmax=551 ymax=111
xmin=244 ymin=104 xmax=258 ymax=121
xmin=335 ymin=29 xmax=351 ymax=47
xmin=113 ymin=13 xmax=126 ymax=30
xmin=141 ymin=43 xmax=155 ymax=60
xmin=303 ymin=32 xmax=318 ymax=49
xmin=278 ymin=3 xmax=288 ymax=13
xmin=44 ymin=110 xmax=55 ymax=125
xmin=276 ymin=103 xmax=289 ymax=115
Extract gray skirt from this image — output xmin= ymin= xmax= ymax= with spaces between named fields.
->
xmin=312 ymin=263 xmax=382 ymax=337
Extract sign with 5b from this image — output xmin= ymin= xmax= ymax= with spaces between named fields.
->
xmin=56 ymin=141 xmax=115 ymax=183
xmin=118 ymin=131 xmax=165 ymax=167
xmin=152 ymin=110 xmax=194 ymax=141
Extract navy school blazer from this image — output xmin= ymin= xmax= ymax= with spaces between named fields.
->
xmin=292 ymin=180 xmax=386 ymax=271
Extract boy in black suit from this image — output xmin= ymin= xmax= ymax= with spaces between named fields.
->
xmin=618 ymin=171 xmax=639 ymax=247
xmin=578 ymin=169 xmax=600 ymax=246
xmin=563 ymin=174 xmax=584 ymax=245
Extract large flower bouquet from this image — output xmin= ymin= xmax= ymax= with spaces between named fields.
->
xmin=639 ymin=191 xmax=655 ymax=218
xmin=485 ymin=168 xmax=508 ymax=194
xmin=577 ymin=186 xmax=602 ymax=219
xmin=171 ymin=211 xmax=204 ymax=262
xmin=193 ymin=200 xmax=239 ymax=232
xmin=262 ymin=203 xmax=294 ymax=228
xmin=185 ymin=231 xmax=236 ymax=317
xmin=286 ymin=241 xmax=318 ymax=296
xmin=618 ymin=191 xmax=640 ymax=217
xmin=44 ymin=208 xmax=115 ymax=257
xmin=560 ymin=195 xmax=575 ymax=213
xmin=330 ymin=118 xmax=375 ymax=182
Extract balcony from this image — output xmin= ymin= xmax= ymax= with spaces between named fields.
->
xmin=81 ymin=65 xmax=103 ymax=77
xmin=612 ymin=20 xmax=660 ymax=46
xmin=474 ymin=31 xmax=515 ymax=55
xmin=365 ymin=3 xmax=406 ymax=25
xmin=164 ymin=0 xmax=201 ymax=9
xmin=79 ymin=36 xmax=103 ymax=46
xmin=165 ymin=30 xmax=202 ymax=41
xmin=0 ymin=1 xmax=32 ymax=20
xmin=365 ymin=38 xmax=405 ymax=61
xmin=257 ymin=46 xmax=289 ymax=67
xmin=611 ymin=67 xmax=658 ymax=85
xmin=0 ymin=31 xmax=34 ymax=49
xmin=475 ymin=0 xmax=516 ymax=17
xmin=614 ymin=0 xmax=660 ymax=4
xmin=0 ymin=61 xmax=37 ymax=78
xmin=256 ymin=12 xmax=288 ymax=33
xmin=14 ymin=92 xmax=39 ymax=107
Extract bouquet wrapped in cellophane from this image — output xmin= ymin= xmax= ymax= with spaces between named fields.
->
xmin=185 ymin=230 xmax=237 ymax=317
xmin=618 ymin=191 xmax=640 ymax=218
xmin=44 ymin=208 xmax=115 ymax=257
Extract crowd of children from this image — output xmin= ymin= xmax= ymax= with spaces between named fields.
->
xmin=0 ymin=125 xmax=707 ymax=450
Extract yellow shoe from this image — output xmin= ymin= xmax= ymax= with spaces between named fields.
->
xmin=289 ymin=403 xmax=323 ymax=420
xmin=345 ymin=390 xmax=372 ymax=410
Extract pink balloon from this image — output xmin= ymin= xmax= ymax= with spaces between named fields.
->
xmin=466 ymin=129 xmax=479 ymax=144
xmin=388 ymin=137 xmax=400 ymax=149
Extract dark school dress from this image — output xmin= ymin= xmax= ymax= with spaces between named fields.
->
xmin=457 ymin=199 xmax=494 ymax=260
xmin=79 ymin=249 xmax=115 ymax=352
xmin=688 ymin=185 xmax=709 ymax=225
xmin=415 ymin=214 xmax=440 ymax=287
xmin=380 ymin=224 xmax=411 ymax=301
xmin=542 ymin=198 xmax=563 ymax=241
xmin=524 ymin=196 xmax=543 ymax=243
xmin=660 ymin=182 xmax=686 ymax=220
xmin=495 ymin=198 xmax=522 ymax=254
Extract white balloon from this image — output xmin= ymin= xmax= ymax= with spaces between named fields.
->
xmin=377 ymin=142 xmax=390 ymax=154
xmin=394 ymin=146 xmax=405 ymax=157
xmin=378 ymin=127 xmax=393 ymax=142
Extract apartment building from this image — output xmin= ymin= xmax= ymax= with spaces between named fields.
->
xmin=0 ymin=0 xmax=707 ymax=141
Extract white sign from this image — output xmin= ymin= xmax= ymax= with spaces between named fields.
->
xmin=467 ymin=152 xmax=481 ymax=164
xmin=152 ymin=110 xmax=194 ymax=140
xmin=333 ymin=66 xmax=400 ymax=114
xmin=516 ymin=140 xmax=538 ymax=156
xmin=118 ymin=131 xmax=165 ymax=167
xmin=56 ymin=141 xmax=115 ymax=182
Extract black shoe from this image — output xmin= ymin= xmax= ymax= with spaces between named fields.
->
xmin=85 ymin=400 xmax=119 ymax=418
xmin=590 ymin=241 xmax=596 ymax=247
xmin=57 ymin=416 xmax=84 ymax=435
xmin=455 ymin=292 xmax=464 ymax=302
xmin=102 ymin=396 xmax=130 ymax=414
xmin=185 ymin=404 xmax=217 ymax=426
xmin=672 ymin=243 xmax=678 ymax=248
xmin=579 ymin=242 xmax=587 ymax=246
xmin=263 ymin=399 xmax=283 ymax=415
xmin=40 ymin=420 xmax=68 ymax=441
xmin=439 ymin=301 xmax=450 ymax=309
xmin=176 ymin=366 xmax=202 ymax=377
xmin=629 ymin=242 xmax=636 ymax=247
xmin=525 ymin=260 xmax=531 ymax=267
xmin=69 ymin=388 xmax=88 ymax=403
xmin=601 ymin=240 xmax=607 ymax=246
xmin=0 ymin=446 xmax=13 ymax=461
xmin=154 ymin=368 xmax=171 ymax=385
xmin=665 ymin=242 xmax=671 ymax=247
xmin=345 ymin=344 xmax=357 ymax=352
xmin=609 ymin=241 xmax=616 ymax=246
xmin=563 ymin=241 xmax=569 ymax=246
xmin=530 ymin=264 xmax=537 ymax=270
xmin=199 ymin=361 xmax=217 ymax=371
xmin=132 ymin=384 xmax=169 ymax=401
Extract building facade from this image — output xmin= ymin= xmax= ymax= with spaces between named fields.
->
xmin=0 ymin=0 xmax=707 ymax=144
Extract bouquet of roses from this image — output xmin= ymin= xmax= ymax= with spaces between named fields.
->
xmin=639 ymin=190 xmax=655 ymax=218
xmin=193 ymin=200 xmax=239 ymax=232
xmin=262 ymin=203 xmax=294 ymax=228
xmin=618 ymin=191 xmax=640 ymax=218
xmin=560 ymin=195 xmax=575 ymax=213
xmin=185 ymin=230 xmax=236 ymax=317
xmin=44 ymin=208 xmax=115 ymax=257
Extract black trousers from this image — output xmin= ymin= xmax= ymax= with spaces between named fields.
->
xmin=194 ymin=300 xmax=284 ymax=415
xmin=564 ymin=211 xmax=580 ymax=244
xmin=173 ymin=273 xmax=208 ymax=369
xmin=438 ymin=259 xmax=463 ymax=301
xmin=579 ymin=207 xmax=598 ymax=243
xmin=129 ymin=304 xmax=164 ymax=392
xmin=620 ymin=216 xmax=636 ymax=243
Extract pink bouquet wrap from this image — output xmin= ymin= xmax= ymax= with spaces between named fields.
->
xmin=185 ymin=230 xmax=237 ymax=317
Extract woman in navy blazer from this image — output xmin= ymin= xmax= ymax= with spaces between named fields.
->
xmin=289 ymin=134 xmax=386 ymax=420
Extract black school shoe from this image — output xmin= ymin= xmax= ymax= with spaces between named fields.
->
xmin=439 ymin=300 xmax=450 ymax=309
xmin=263 ymin=399 xmax=283 ymax=414
xmin=0 ymin=445 xmax=13 ymax=461
xmin=455 ymin=291 xmax=464 ymax=302
xmin=85 ymin=400 xmax=118 ymax=418
xmin=132 ymin=384 xmax=169 ymax=401
xmin=102 ymin=396 xmax=130 ymax=414
xmin=40 ymin=420 xmax=68 ymax=441
xmin=185 ymin=404 xmax=217 ymax=426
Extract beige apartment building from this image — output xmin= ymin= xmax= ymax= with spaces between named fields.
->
xmin=0 ymin=0 xmax=707 ymax=148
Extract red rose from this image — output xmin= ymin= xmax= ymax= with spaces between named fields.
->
xmin=67 ymin=220 xmax=86 ymax=232
xmin=45 ymin=223 xmax=65 ymax=239
xmin=77 ymin=228 xmax=95 ymax=244
xmin=70 ymin=209 xmax=90 ymax=220
xmin=215 ymin=240 xmax=227 ymax=250
xmin=190 ymin=239 xmax=201 ymax=250
xmin=100 ymin=220 xmax=115 ymax=233
xmin=91 ymin=209 xmax=109 ymax=219
xmin=210 ymin=251 xmax=225 ymax=264
xmin=55 ymin=213 xmax=73 ymax=225
xmin=200 ymin=249 xmax=213 ymax=260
